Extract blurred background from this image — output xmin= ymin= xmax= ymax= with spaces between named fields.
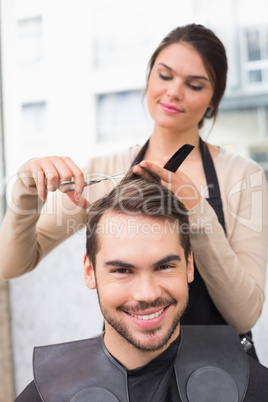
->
xmin=0 ymin=0 xmax=268 ymax=400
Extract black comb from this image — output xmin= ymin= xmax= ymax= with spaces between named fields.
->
xmin=163 ymin=144 xmax=194 ymax=172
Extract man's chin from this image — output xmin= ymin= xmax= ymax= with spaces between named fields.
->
xmin=102 ymin=304 xmax=183 ymax=353
xmin=115 ymin=325 xmax=178 ymax=353
xmin=130 ymin=339 xmax=170 ymax=353
xmin=134 ymin=327 xmax=181 ymax=351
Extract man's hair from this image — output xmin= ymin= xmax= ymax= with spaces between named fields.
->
xmin=86 ymin=170 xmax=191 ymax=268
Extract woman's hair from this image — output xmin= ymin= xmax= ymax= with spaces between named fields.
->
xmin=146 ymin=23 xmax=228 ymax=128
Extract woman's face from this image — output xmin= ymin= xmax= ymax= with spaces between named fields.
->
xmin=147 ymin=42 xmax=214 ymax=133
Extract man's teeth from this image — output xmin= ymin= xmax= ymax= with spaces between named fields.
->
xmin=129 ymin=308 xmax=165 ymax=320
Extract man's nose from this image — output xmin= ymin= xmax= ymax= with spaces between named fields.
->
xmin=132 ymin=274 xmax=161 ymax=303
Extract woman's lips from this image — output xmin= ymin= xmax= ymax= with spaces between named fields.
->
xmin=160 ymin=102 xmax=182 ymax=114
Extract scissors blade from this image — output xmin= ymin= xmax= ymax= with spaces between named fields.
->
xmin=58 ymin=173 xmax=125 ymax=192
xmin=83 ymin=174 xmax=125 ymax=187
xmin=163 ymin=144 xmax=194 ymax=172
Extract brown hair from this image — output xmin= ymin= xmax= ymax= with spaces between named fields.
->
xmin=146 ymin=23 xmax=228 ymax=128
xmin=86 ymin=170 xmax=191 ymax=268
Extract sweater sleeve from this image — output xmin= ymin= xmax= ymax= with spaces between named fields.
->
xmin=0 ymin=149 xmax=132 ymax=279
xmin=189 ymin=154 xmax=268 ymax=334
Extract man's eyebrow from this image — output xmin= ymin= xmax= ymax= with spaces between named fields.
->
xmin=153 ymin=254 xmax=182 ymax=268
xmin=105 ymin=260 xmax=136 ymax=269
xmin=157 ymin=63 xmax=209 ymax=81
xmin=104 ymin=254 xmax=181 ymax=269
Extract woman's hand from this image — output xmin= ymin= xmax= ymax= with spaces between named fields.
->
xmin=133 ymin=160 xmax=201 ymax=210
xmin=23 ymin=156 xmax=90 ymax=208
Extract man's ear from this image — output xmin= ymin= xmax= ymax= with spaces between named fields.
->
xmin=187 ymin=252 xmax=194 ymax=284
xmin=84 ymin=254 xmax=96 ymax=289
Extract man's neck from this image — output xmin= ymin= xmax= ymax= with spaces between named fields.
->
xmin=103 ymin=324 xmax=180 ymax=370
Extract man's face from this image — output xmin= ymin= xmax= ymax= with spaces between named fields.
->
xmin=84 ymin=212 xmax=194 ymax=354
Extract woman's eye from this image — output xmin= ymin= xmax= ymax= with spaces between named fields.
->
xmin=188 ymin=83 xmax=203 ymax=91
xmin=159 ymin=73 xmax=172 ymax=81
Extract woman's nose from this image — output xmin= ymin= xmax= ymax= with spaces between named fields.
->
xmin=167 ymin=80 xmax=184 ymax=101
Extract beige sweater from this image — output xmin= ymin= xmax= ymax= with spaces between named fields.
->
xmin=0 ymin=145 xmax=267 ymax=334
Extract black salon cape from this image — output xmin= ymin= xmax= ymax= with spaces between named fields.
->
xmin=15 ymin=335 xmax=268 ymax=402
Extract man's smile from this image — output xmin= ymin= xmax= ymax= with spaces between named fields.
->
xmin=127 ymin=307 xmax=166 ymax=320
xmin=122 ymin=306 xmax=172 ymax=330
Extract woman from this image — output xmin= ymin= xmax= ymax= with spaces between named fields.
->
xmin=0 ymin=24 xmax=267 ymax=346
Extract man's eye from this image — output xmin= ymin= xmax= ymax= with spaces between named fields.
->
xmin=113 ymin=268 xmax=131 ymax=274
xmin=159 ymin=73 xmax=172 ymax=81
xmin=157 ymin=264 xmax=174 ymax=271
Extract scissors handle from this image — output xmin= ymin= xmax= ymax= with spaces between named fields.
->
xmin=163 ymin=144 xmax=194 ymax=172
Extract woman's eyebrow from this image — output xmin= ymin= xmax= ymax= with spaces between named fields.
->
xmin=187 ymin=75 xmax=209 ymax=81
xmin=157 ymin=62 xmax=174 ymax=72
xmin=157 ymin=63 xmax=209 ymax=81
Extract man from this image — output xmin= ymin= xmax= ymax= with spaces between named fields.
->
xmin=16 ymin=171 xmax=268 ymax=402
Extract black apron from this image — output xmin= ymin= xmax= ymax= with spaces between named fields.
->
xmin=131 ymin=138 xmax=257 ymax=360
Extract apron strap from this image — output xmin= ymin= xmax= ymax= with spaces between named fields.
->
xmin=131 ymin=137 xmax=226 ymax=233
xmin=131 ymin=138 xmax=150 ymax=166
xmin=199 ymin=137 xmax=226 ymax=231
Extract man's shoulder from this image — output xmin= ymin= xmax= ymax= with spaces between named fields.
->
xmin=15 ymin=380 xmax=42 ymax=402
xmin=33 ymin=334 xmax=128 ymax=402
xmin=33 ymin=334 xmax=104 ymax=374
xmin=176 ymin=326 xmax=268 ymax=401
xmin=34 ymin=334 xmax=101 ymax=354
xmin=176 ymin=326 xmax=250 ymax=401
xmin=246 ymin=356 xmax=268 ymax=401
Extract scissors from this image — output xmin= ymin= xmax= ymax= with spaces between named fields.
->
xmin=58 ymin=144 xmax=194 ymax=192
xmin=58 ymin=173 xmax=126 ymax=193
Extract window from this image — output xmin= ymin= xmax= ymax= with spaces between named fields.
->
xmin=242 ymin=26 xmax=268 ymax=86
xmin=246 ymin=30 xmax=261 ymax=61
xmin=250 ymin=145 xmax=268 ymax=181
xmin=21 ymin=102 xmax=47 ymax=137
xmin=96 ymin=90 xmax=151 ymax=142
xmin=18 ymin=17 xmax=43 ymax=64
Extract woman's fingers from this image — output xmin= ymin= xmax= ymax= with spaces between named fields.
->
xmin=67 ymin=192 xmax=91 ymax=209
xmin=133 ymin=160 xmax=173 ymax=184
xmin=35 ymin=168 xmax=47 ymax=201
xmin=133 ymin=160 xmax=201 ymax=209
xmin=24 ymin=158 xmax=57 ymax=201
xmin=132 ymin=164 xmax=161 ymax=183
xmin=40 ymin=159 xmax=61 ymax=192
xmin=57 ymin=157 xmax=85 ymax=199
xmin=23 ymin=156 xmax=85 ymax=203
